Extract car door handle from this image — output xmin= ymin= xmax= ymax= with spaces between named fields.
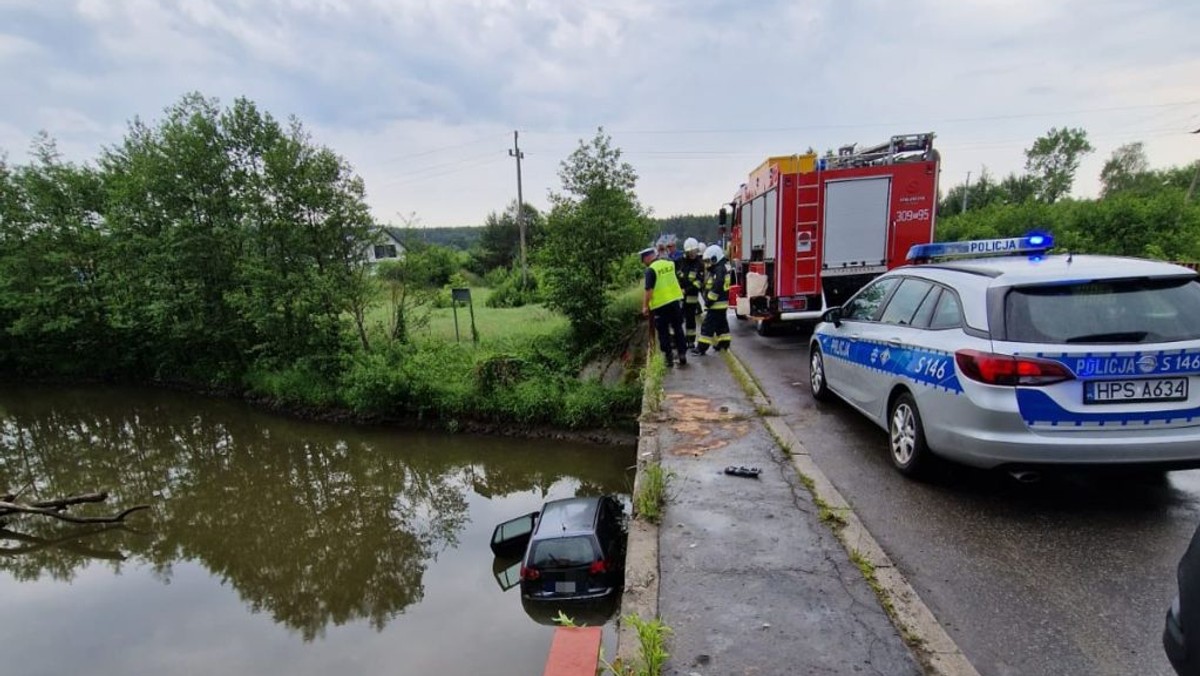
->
xmin=886 ymin=338 xmax=903 ymax=347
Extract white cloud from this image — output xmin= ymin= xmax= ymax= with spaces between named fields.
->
xmin=0 ymin=0 xmax=1196 ymax=225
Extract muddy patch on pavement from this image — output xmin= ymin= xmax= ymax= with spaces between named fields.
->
xmin=665 ymin=394 xmax=750 ymax=456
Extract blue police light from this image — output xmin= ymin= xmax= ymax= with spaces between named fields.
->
xmin=906 ymin=232 xmax=1054 ymax=262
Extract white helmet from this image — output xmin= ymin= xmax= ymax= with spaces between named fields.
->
xmin=703 ymin=244 xmax=724 ymax=262
xmin=683 ymin=237 xmax=701 ymax=254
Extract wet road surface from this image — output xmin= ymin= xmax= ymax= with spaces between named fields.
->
xmin=731 ymin=319 xmax=1198 ymax=676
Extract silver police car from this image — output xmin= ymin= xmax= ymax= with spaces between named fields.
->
xmin=808 ymin=234 xmax=1200 ymax=478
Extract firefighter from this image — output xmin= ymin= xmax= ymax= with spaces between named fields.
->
xmin=694 ymin=244 xmax=732 ymax=355
xmin=677 ymin=237 xmax=706 ymax=350
xmin=641 ymin=246 xmax=688 ymax=368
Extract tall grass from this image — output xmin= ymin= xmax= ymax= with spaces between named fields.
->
xmin=634 ymin=463 xmax=670 ymax=523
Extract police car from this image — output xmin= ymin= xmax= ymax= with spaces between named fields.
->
xmin=808 ymin=233 xmax=1200 ymax=478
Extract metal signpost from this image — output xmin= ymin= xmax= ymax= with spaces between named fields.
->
xmin=451 ymin=288 xmax=478 ymax=344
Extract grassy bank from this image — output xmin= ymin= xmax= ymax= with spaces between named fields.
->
xmin=246 ymin=285 xmax=645 ymax=431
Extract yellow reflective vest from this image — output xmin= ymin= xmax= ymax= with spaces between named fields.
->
xmin=648 ymin=258 xmax=684 ymax=310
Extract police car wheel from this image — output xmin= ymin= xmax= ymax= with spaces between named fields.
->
xmin=809 ymin=347 xmax=833 ymax=402
xmin=889 ymin=393 xmax=934 ymax=479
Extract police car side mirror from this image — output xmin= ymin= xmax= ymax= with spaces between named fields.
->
xmin=823 ymin=307 xmax=843 ymax=327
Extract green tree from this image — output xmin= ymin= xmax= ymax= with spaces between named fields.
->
xmin=474 ymin=201 xmax=543 ymax=273
xmin=1100 ymin=142 xmax=1151 ymax=197
xmin=99 ymin=94 xmax=373 ymax=379
xmin=1024 ymin=127 xmax=1094 ymax=203
xmin=0 ymin=135 xmax=109 ymax=374
xmin=540 ymin=129 xmax=651 ymax=336
xmin=997 ymin=172 xmax=1040 ymax=204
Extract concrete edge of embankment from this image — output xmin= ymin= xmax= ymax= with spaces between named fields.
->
xmin=612 ymin=363 xmax=664 ymax=665
xmin=723 ymin=349 xmax=981 ymax=676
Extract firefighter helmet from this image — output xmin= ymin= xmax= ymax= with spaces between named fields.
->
xmin=683 ymin=237 xmax=701 ymax=254
xmin=703 ymin=244 xmax=724 ymax=262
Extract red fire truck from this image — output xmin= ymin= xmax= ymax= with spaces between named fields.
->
xmin=723 ymin=133 xmax=940 ymax=332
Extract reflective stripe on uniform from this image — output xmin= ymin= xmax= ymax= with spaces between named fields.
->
xmin=697 ymin=335 xmax=714 ymax=345
xmin=708 ymin=302 xmax=728 ymax=310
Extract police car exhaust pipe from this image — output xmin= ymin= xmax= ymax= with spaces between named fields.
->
xmin=1008 ymin=470 xmax=1042 ymax=484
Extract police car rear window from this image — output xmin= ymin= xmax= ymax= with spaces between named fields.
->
xmin=1003 ymin=277 xmax=1200 ymax=344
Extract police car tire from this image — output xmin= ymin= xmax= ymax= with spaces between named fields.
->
xmin=809 ymin=347 xmax=834 ymax=402
xmin=889 ymin=393 xmax=935 ymax=479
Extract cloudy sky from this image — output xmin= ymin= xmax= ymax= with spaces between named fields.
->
xmin=1 ymin=0 xmax=1198 ymax=227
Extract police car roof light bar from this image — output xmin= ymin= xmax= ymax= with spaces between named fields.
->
xmin=906 ymin=232 xmax=1055 ymax=263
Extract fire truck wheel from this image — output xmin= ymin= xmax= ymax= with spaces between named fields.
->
xmin=808 ymin=346 xmax=833 ymax=402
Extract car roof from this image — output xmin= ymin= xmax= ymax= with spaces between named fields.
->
xmin=885 ymin=255 xmax=1199 ymax=333
xmin=533 ymin=497 xmax=602 ymax=538
xmin=914 ymin=254 xmax=1197 ymax=287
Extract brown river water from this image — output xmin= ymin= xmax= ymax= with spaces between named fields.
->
xmin=0 ymin=385 xmax=634 ymax=676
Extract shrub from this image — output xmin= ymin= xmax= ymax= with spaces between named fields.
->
xmin=340 ymin=349 xmax=413 ymax=415
xmin=486 ymin=267 xmax=542 ymax=308
xmin=245 ymin=360 xmax=340 ymax=407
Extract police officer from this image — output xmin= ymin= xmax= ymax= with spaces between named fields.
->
xmin=641 ymin=246 xmax=688 ymax=367
xmin=694 ymin=244 xmax=732 ymax=355
xmin=677 ymin=237 xmax=706 ymax=350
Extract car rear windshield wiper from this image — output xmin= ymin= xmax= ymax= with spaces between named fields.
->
xmin=1064 ymin=331 xmax=1150 ymax=344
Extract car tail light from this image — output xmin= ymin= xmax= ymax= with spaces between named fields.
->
xmin=520 ymin=565 xmax=540 ymax=581
xmin=588 ymin=559 xmax=607 ymax=575
xmin=955 ymin=350 xmax=1074 ymax=386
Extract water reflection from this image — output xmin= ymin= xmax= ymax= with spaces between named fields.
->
xmin=0 ymin=385 xmax=633 ymax=674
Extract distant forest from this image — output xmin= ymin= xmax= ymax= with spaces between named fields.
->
xmin=411 ymin=214 xmax=721 ymax=250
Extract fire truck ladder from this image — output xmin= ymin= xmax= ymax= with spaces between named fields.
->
xmin=792 ymin=133 xmax=937 ymax=300
xmin=793 ymin=156 xmax=821 ymax=298
xmin=824 ymin=132 xmax=936 ymax=169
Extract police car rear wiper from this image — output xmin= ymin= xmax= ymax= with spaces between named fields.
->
xmin=1064 ymin=331 xmax=1149 ymax=344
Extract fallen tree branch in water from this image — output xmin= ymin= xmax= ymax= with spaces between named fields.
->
xmin=0 ymin=492 xmax=149 ymax=524
xmin=0 ymin=525 xmax=130 ymax=561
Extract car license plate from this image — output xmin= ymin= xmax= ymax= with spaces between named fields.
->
xmin=553 ymin=581 xmax=576 ymax=594
xmin=1084 ymin=377 xmax=1189 ymax=405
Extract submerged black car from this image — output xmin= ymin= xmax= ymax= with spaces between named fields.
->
xmin=1166 ymin=523 xmax=1200 ymax=675
xmin=510 ymin=495 xmax=625 ymax=601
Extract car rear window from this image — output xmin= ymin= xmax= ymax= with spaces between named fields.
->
xmin=1003 ymin=277 xmax=1200 ymax=344
xmin=530 ymin=536 xmax=596 ymax=567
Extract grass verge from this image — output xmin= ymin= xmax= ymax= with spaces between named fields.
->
xmin=643 ymin=350 xmax=666 ymax=415
xmin=634 ymin=463 xmax=669 ymax=524
xmin=604 ymin=614 xmax=672 ymax=676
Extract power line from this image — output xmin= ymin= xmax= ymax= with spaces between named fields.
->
xmin=380 ymin=154 xmax=507 ymax=188
xmin=373 ymin=132 xmax=509 ymax=165
xmin=520 ymin=99 xmax=1200 ymax=137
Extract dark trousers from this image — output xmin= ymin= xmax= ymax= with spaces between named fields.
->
xmin=652 ymin=300 xmax=687 ymax=363
xmin=697 ymin=306 xmax=731 ymax=353
xmin=683 ymin=295 xmax=701 ymax=346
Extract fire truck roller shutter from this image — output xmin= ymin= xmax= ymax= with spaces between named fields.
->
xmin=763 ymin=188 xmax=777 ymax=261
xmin=740 ymin=202 xmax=753 ymax=255
xmin=822 ymin=176 xmax=892 ymax=270
xmin=752 ymin=195 xmax=767 ymax=256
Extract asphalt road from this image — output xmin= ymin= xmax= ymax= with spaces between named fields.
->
xmin=731 ymin=318 xmax=1199 ymax=676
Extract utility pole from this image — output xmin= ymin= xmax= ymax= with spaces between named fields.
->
xmin=961 ymin=171 xmax=972 ymax=214
xmin=1186 ymin=128 xmax=1200 ymax=203
xmin=508 ymin=131 xmax=527 ymax=287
